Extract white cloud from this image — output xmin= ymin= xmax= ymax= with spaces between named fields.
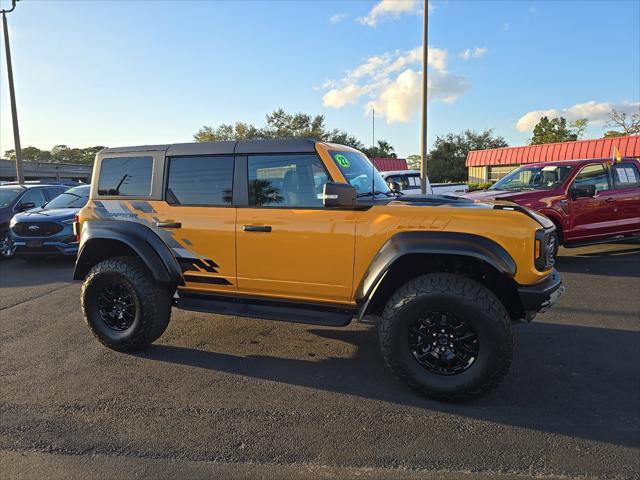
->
xmin=323 ymin=84 xmax=375 ymax=109
xmin=357 ymin=0 xmax=422 ymax=28
xmin=330 ymin=12 xmax=348 ymax=24
xmin=459 ymin=47 xmax=488 ymax=60
xmin=515 ymin=100 xmax=640 ymax=132
xmin=322 ymin=45 xmax=471 ymax=123
xmin=365 ymin=69 xmax=469 ymax=123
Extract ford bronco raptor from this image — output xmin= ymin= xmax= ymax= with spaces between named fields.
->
xmin=74 ymin=139 xmax=563 ymax=402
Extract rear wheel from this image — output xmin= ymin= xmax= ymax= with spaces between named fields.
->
xmin=379 ymin=273 xmax=513 ymax=402
xmin=81 ymin=256 xmax=172 ymax=351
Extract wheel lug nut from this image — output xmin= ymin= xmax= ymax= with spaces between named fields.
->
xmin=441 ymin=329 xmax=445 ymax=333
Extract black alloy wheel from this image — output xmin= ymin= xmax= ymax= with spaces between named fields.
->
xmin=409 ymin=312 xmax=479 ymax=376
xmin=96 ymin=282 xmax=137 ymax=331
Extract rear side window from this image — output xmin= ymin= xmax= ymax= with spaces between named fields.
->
xmin=98 ymin=156 xmax=153 ymax=196
xmin=166 ymin=156 xmax=233 ymax=206
xmin=612 ymin=163 xmax=640 ymax=189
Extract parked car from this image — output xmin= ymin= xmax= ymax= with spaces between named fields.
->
xmin=0 ymin=183 xmax=69 ymax=258
xmin=463 ymin=158 xmax=640 ymax=253
xmin=72 ymin=139 xmax=562 ymax=402
xmin=380 ymin=170 xmax=468 ymax=195
xmin=10 ymin=185 xmax=90 ymax=259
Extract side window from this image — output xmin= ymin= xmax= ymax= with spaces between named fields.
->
xmin=98 ymin=156 xmax=153 ymax=196
xmin=166 ymin=156 xmax=233 ymax=206
xmin=45 ymin=187 xmax=65 ymax=200
xmin=612 ymin=164 xmax=640 ymax=189
xmin=573 ymin=164 xmax=609 ymax=192
xmin=18 ymin=188 xmax=47 ymax=208
xmin=247 ymin=154 xmax=328 ymax=208
xmin=407 ymin=174 xmax=421 ymax=187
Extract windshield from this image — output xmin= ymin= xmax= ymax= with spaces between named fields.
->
xmin=44 ymin=186 xmax=90 ymax=209
xmin=328 ymin=150 xmax=391 ymax=196
xmin=491 ymin=165 xmax=573 ymax=191
xmin=0 ymin=187 xmax=23 ymax=208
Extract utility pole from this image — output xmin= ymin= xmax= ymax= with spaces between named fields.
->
xmin=2 ymin=0 xmax=24 ymax=184
xmin=420 ymin=0 xmax=428 ymax=193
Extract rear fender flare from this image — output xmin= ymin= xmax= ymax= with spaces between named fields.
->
xmin=74 ymin=221 xmax=184 ymax=285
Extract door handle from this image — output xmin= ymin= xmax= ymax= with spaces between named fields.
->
xmin=156 ymin=221 xmax=181 ymax=228
xmin=243 ymin=225 xmax=272 ymax=232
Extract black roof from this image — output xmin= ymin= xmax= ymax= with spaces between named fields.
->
xmin=104 ymin=138 xmax=319 ymax=157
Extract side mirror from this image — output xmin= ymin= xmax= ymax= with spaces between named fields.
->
xmin=388 ymin=181 xmax=402 ymax=193
xmin=323 ymin=182 xmax=356 ymax=208
xmin=17 ymin=201 xmax=36 ymax=212
xmin=570 ymin=184 xmax=596 ymax=199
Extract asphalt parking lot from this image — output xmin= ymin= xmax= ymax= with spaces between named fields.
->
xmin=1 ymin=244 xmax=639 ymax=480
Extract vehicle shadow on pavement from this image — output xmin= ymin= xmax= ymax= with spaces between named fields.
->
xmin=555 ymin=245 xmax=640 ymax=278
xmin=138 ymin=320 xmax=640 ymax=449
xmin=0 ymin=257 xmax=76 ymax=288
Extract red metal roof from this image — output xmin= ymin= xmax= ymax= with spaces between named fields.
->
xmin=371 ymin=157 xmax=408 ymax=171
xmin=466 ymin=135 xmax=640 ymax=167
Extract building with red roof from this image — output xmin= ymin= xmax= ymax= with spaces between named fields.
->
xmin=371 ymin=157 xmax=408 ymax=172
xmin=466 ymin=135 xmax=640 ymax=183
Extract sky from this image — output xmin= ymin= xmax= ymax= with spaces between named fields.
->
xmin=0 ymin=0 xmax=639 ymax=158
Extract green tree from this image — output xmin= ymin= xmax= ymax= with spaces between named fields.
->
xmin=604 ymin=109 xmax=640 ymax=137
xmin=362 ymin=140 xmax=397 ymax=158
xmin=530 ymin=116 xmax=578 ymax=145
xmin=4 ymin=145 xmax=103 ymax=164
xmin=194 ymin=108 xmax=368 ymax=151
xmin=428 ymin=129 xmax=508 ymax=183
xmin=603 ymin=130 xmax=626 ymax=138
xmin=570 ymin=118 xmax=589 ymax=139
xmin=406 ymin=154 xmax=421 ymax=170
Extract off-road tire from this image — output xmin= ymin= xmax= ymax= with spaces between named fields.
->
xmin=379 ymin=273 xmax=513 ymax=402
xmin=81 ymin=256 xmax=172 ymax=352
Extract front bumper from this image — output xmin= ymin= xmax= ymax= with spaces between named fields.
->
xmin=13 ymin=238 xmax=79 ymax=256
xmin=517 ymin=268 xmax=564 ymax=319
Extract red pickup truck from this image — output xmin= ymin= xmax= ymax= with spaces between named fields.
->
xmin=464 ymin=158 xmax=640 ymax=253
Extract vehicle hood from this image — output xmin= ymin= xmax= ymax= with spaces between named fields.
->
xmin=12 ymin=207 xmax=79 ymax=223
xmin=462 ymin=189 xmax=550 ymax=203
xmin=389 ymin=194 xmax=490 ymax=208
xmin=387 ymin=193 xmax=553 ymax=228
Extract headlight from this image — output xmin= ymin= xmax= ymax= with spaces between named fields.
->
xmin=9 ymin=217 xmax=17 ymax=228
xmin=534 ymin=228 xmax=555 ymax=271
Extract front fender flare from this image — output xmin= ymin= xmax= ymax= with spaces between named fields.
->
xmin=355 ymin=231 xmax=517 ymax=308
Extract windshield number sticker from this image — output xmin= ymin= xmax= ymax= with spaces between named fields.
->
xmin=335 ymin=154 xmax=350 ymax=168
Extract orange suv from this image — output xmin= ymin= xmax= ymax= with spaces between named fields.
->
xmin=74 ymin=139 xmax=563 ymax=402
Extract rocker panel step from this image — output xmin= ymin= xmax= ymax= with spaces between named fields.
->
xmin=175 ymin=291 xmax=356 ymax=327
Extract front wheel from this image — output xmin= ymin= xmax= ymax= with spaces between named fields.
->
xmin=379 ymin=274 xmax=513 ymax=402
xmin=0 ymin=232 xmax=16 ymax=259
xmin=81 ymin=256 xmax=172 ymax=352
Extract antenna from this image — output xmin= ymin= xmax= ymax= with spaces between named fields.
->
xmin=371 ymin=109 xmax=375 ymax=196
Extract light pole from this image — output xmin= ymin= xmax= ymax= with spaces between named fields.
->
xmin=420 ymin=0 xmax=428 ymax=194
xmin=2 ymin=0 xmax=24 ymax=184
